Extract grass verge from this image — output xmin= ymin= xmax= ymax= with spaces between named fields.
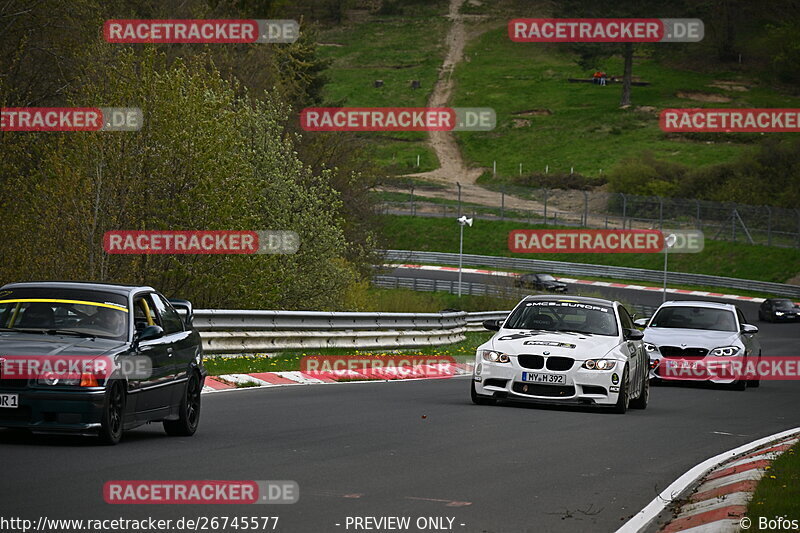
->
xmin=746 ymin=443 xmax=800 ymax=523
xmin=205 ymin=331 xmax=494 ymax=377
xmin=380 ymin=214 xmax=800 ymax=285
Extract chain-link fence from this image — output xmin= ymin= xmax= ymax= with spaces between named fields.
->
xmin=378 ymin=184 xmax=800 ymax=248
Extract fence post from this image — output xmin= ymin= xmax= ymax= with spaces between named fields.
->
xmin=658 ymin=196 xmax=663 ymax=231
xmin=731 ymin=205 xmax=737 ymax=241
xmin=696 ymin=200 xmax=702 ymax=230
xmin=501 ymin=186 xmax=505 ymax=220
xmin=583 ymin=190 xmax=589 ymax=227
xmin=621 ymin=192 xmax=627 ymax=224
xmin=410 ymin=183 xmax=415 ymax=216
xmin=766 ymin=206 xmax=772 ymax=247
xmin=543 ymin=188 xmax=548 ymax=225
xmin=796 ymin=208 xmax=800 ymax=248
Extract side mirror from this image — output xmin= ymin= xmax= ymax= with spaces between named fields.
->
xmin=741 ymin=324 xmax=759 ymax=335
xmin=483 ymin=319 xmax=503 ymax=331
xmin=633 ymin=317 xmax=649 ymax=328
xmin=624 ymin=328 xmax=644 ymax=340
xmin=170 ymin=298 xmax=194 ymax=327
xmin=136 ymin=324 xmax=164 ymax=344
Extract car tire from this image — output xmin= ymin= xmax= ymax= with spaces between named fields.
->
xmin=747 ymin=355 xmax=761 ymax=388
xmin=471 ymin=380 xmax=496 ymax=406
xmin=164 ymin=371 xmax=202 ymax=436
xmin=99 ymin=381 xmax=125 ymax=445
xmin=729 ymin=363 xmax=747 ymax=390
xmin=611 ymin=366 xmax=630 ymax=414
xmin=629 ymin=373 xmax=649 ymax=410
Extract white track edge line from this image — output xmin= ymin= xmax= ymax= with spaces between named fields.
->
xmin=615 ymin=426 xmax=800 ymax=533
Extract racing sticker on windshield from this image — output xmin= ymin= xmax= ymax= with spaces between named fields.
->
xmin=526 ymin=301 xmax=611 ymax=313
xmin=522 ymin=340 xmax=576 ymax=349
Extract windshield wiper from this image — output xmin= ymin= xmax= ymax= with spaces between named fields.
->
xmin=556 ymin=328 xmax=595 ymax=336
xmin=1 ymin=327 xmax=49 ymax=334
xmin=46 ymin=329 xmax=96 ymax=338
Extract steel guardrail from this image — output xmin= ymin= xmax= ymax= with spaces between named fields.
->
xmin=194 ymin=309 xmax=473 ymax=354
xmin=382 ymin=250 xmax=800 ymax=298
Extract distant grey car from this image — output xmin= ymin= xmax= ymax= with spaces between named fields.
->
xmin=636 ymin=301 xmax=761 ymax=390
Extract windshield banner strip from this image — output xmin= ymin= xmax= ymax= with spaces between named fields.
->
xmin=0 ymin=299 xmax=128 ymax=312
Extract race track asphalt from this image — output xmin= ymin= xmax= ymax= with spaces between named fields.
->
xmin=1 ymin=270 xmax=798 ymax=533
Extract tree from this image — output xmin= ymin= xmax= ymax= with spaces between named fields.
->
xmin=556 ymin=0 xmax=688 ymax=108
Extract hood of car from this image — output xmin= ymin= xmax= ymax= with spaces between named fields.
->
xmin=643 ymin=327 xmax=740 ymax=348
xmin=0 ymin=332 xmax=127 ymax=357
xmin=542 ymin=280 xmax=567 ymax=287
xmin=490 ymin=329 xmax=621 ymax=360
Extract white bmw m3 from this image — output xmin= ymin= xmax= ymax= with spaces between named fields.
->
xmin=471 ymin=295 xmax=649 ymax=413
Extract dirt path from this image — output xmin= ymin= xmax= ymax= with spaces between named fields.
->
xmin=390 ymin=0 xmax=560 ymax=215
xmin=405 ymin=0 xmax=483 ymax=184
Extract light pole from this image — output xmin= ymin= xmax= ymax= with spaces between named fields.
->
xmin=457 ymin=215 xmax=473 ymax=297
xmin=662 ymin=233 xmax=677 ymax=302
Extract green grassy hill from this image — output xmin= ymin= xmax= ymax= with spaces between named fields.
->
xmin=317 ymin=4 xmax=800 ymax=179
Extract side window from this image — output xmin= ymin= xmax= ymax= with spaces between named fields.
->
xmin=133 ymin=294 xmax=160 ymax=332
xmin=152 ymin=294 xmax=184 ymax=335
xmin=736 ymin=308 xmax=747 ymax=327
xmin=618 ymin=307 xmax=634 ymax=331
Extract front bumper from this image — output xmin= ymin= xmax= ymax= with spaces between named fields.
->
xmin=0 ymin=386 xmax=106 ymax=435
xmin=474 ymin=359 xmax=621 ymax=406
xmin=648 ymin=357 xmax=741 ymax=384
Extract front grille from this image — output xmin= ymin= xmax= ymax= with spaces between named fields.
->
xmin=546 ymin=356 xmax=574 ymax=371
xmin=517 ymin=355 xmax=575 ymax=371
xmin=659 ymin=346 xmax=708 ymax=358
xmin=513 ymin=382 xmax=576 ymax=397
xmin=517 ymin=354 xmax=544 ymax=369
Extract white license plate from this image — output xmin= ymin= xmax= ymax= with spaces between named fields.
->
xmin=522 ymin=372 xmax=566 ymax=385
xmin=0 ymin=393 xmax=18 ymax=408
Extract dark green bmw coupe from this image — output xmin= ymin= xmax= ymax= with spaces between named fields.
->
xmin=0 ymin=281 xmax=206 ymax=444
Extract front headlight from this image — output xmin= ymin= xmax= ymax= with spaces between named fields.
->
xmin=582 ymin=359 xmax=617 ymax=370
xmin=710 ymin=346 xmax=741 ymax=356
xmin=480 ymin=350 xmax=510 ymax=363
xmin=37 ymin=374 xmax=80 ymax=386
xmin=775 ymin=311 xmax=784 ymax=316
xmin=644 ymin=342 xmax=659 ymax=353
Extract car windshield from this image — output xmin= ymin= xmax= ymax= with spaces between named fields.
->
xmin=538 ymin=274 xmax=555 ymax=281
xmin=504 ymin=300 xmax=618 ymax=336
xmin=0 ymin=287 xmax=129 ymax=341
xmin=649 ymin=306 xmax=737 ymax=332
xmin=773 ymin=300 xmax=796 ymax=310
